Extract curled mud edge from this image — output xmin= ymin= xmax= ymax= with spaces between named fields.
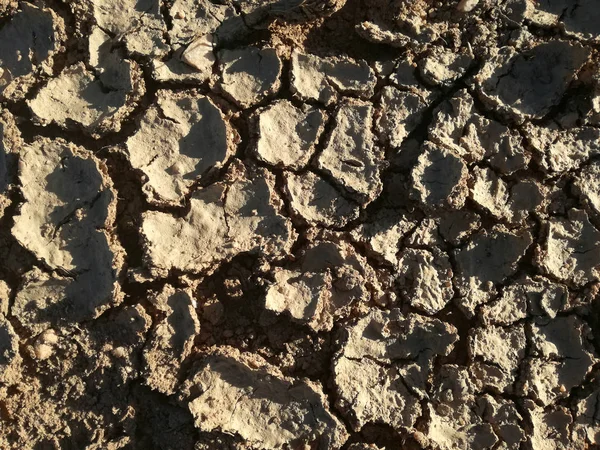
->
xmin=1 ymin=0 xmax=600 ymax=449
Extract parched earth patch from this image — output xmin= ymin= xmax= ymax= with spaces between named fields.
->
xmin=1 ymin=0 xmax=600 ymax=449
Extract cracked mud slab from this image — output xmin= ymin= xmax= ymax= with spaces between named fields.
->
xmin=3 ymin=0 xmax=600 ymax=449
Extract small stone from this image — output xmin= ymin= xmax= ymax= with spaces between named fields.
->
xmin=34 ymin=343 xmax=53 ymax=360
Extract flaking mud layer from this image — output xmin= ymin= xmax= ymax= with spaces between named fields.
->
xmin=1 ymin=0 xmax=600 ymax=449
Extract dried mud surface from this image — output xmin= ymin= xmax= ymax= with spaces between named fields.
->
xmin=1 ymin=0 xmax=600 ymax=449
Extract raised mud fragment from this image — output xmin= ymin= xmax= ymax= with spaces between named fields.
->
xmin=481 ymin=276 xmax=568 ymax=326
xmin=453 ymin=227 xmax=533 ymax=316
xmin=427 ymin=365 xmax=524 ymax=450
xmin=418 ymin=47 xmax=472 ymax=87
xmin=575 ymin=387 xmax=600 ymax=446
xmin=0 ymin=281 xmax=9 ymax=317
xmin=218 ymin=47 xmax=282 ymax=108
xmin=11 ymin=138 xmax=122 ymax=334
xmin=333 ymin=309 xmax=458 ymax=431
xmin=251 ymin=100 xmax=325 ymax=169
xmin=356 ymin=0 xmax=450 ymax=48
xmin=143 ymin=285 xmax=200 ymax=395
xmin=126 ymin=90 xmax=234 ymax=205
xmin=535 ymin=209 xmax=600 ymax=286
xmin=28 ymin=62 xmax=145 ymax=137
xmin=525 ymin=123 xmax=600 ymax=174
xmin=0 ymin=2 xmax=65 ymax=99
xmin=290 ymin=51 xmax=377 ymax=105
xmin=152 ymin=43 xmax=215 ymax=84
xmin=438 ymin=210 xmax=482 ymax=246
xmin=284 ymin=171 xmax=360 ymax=227
xmin=396 ymin=248 xmax=454 ymax=315
xmin=526 ymin=0 xmax=600 ymax=43
xmin=264 ymin=269 xmax=333 ymax=330
xmin=265 ymin=240 xmax=381 ymax=330
xmin=470 ymin=167 xmax=546 ymax=223
xmin=469 ymin=324 xmax=526 ymax=393
xmin=350 ymin=208 xmax=417 ymax=266
xmin=78 ymin=0 xmax=168 ymax=57
xmin=168 ymin=0 xmax=237 ymax=46
xmin=521 ymin=315 xmax=598 ymax=406
xmin=180 ymin=349 xmax=348 ymax=449
xmin=317 ymin=100 xmax=382 ymax=205
xmin=411 ymin=143 xmax=469 ymax=210
xmin=429 ymin=90 xmax=530 ymax=173
xmin=376 ymin=86 xmax=432 ymax=149
xmin=141 ymin=163 xmax=294 ymax=277
xmin=526 ymin=401 xmax=581 ymax=450
xmin=475 ymin=41 xmax=590 ymax=122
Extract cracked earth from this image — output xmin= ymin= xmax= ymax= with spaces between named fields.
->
xmin=1 ymin=0 xmax=600 ymax=449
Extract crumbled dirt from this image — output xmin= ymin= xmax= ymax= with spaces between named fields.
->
xmin=2 ymin=0 xmax=600 ymax=449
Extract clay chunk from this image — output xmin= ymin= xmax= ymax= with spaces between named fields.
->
xmin=481 ymin=276 xmax=568 ymax=326
xmin=376 ymin=86 xmax=431 ymax=149
xmin=126 ymin=90 xmax=234 ymax=205
xmin=535 ymin=209 xmax=600 ymax=286
xmin=334 ymin=309 xmax=458 ymax=431
xmin=264 ymin=240 xmax=376 ymax=331
xmin=470 ymin=167 xmax=545 ymax=223
xmin=218 ymin=47 xmax=282 ymax=108
xmin=396 ymin=248 xmax=454 ymax=315
xmin=28 ymin=62 xmax=144 ymax=137
xmin=143 ymin=285 xmax=199 ymax=395
xmin=573 ymin=160 xmax=600 ymax=217
xmin=284 ymin=171 xmax=360 ymax=228
xmin=411 ymin=142 xmax=469 ymax=210
xmin=141 ymin=163 xmax=295 ymax=277
xmin=418 ymin=47 xmax=472 ymax=87
xmin=469 ymin=324 xmax=526 ymax=393
xmin=526 ymin=0 xmax=600 ymax=43
xmin=427 ymin=365 xmax=523 ymax=449
xmin=11 ymin=138 xmax=122 ymax=334
xmin=82 ymin=0 xmax=168 ymax=57
xmin=475 ymin=42 xmax=590 ymax=122
xmin=317 ymin=100 xmax=382 ymax=205
xmin=252 ymin=100 xmax=325 ymax=169
xmin=575 ymin=387 xmax=600 ymax=446
xmin=521 ymin=315 xmax=598 ymax=406
xmin=0 ymin=3 xmax=65 ymax=98
xmin=291 ymin=51 xmax=377 ymax=105
xmin=525 ymin=123 xmax=600 ymax=174
xmin=181 ymin=350 xmax=348 ymax=449
xmin=429 ymin=90 xmax=530 ymax=173
xmin=454 ymin=227 xmax=533 ymax=316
